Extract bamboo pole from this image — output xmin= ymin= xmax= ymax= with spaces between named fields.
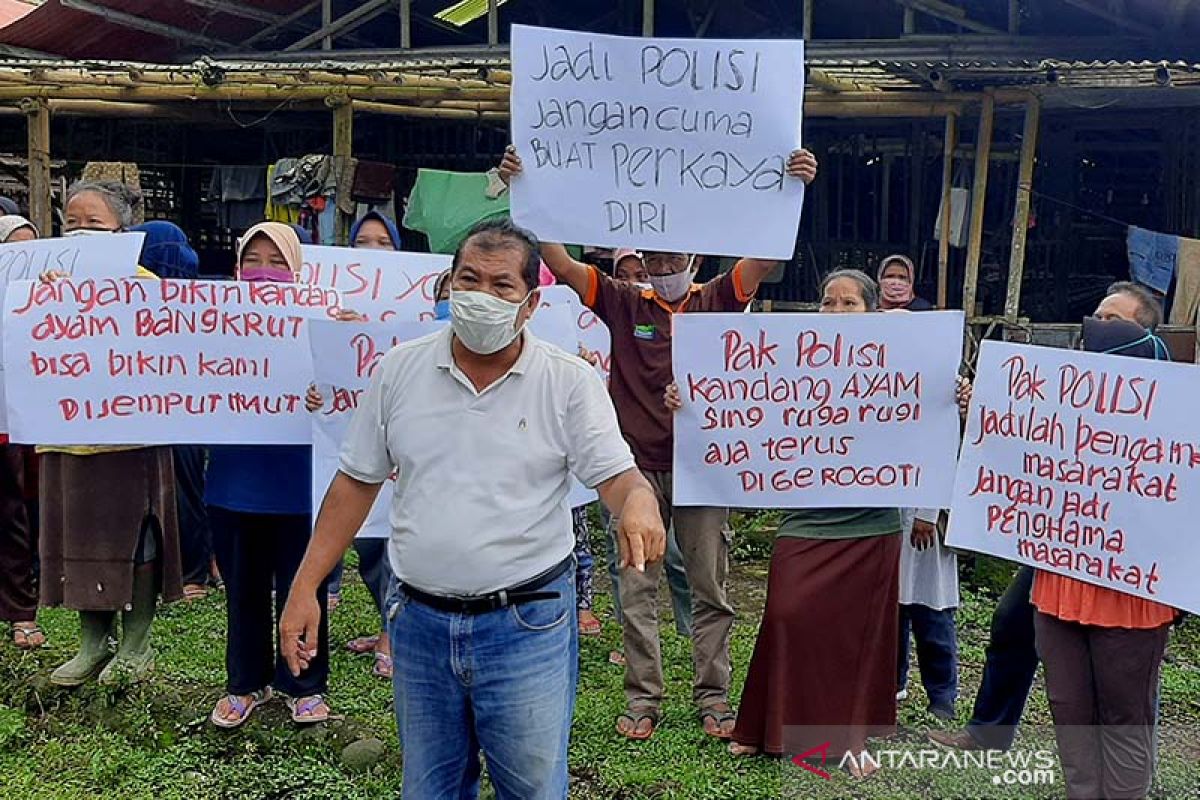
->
xmin=0 ymin=85 xmax=512 ymax=102
xmin=643 ymin=0 xmax=655 ymax=36
xmin=400 ymin=0 xmax=411 ymax=49
xmin=1004 ymin=93 xmax=1042 ymax=321
xmin=23 ymin=98 xmax=51 ymax=237
xmin=938 ymin=112 xmax=957 ymax=309
xmin=352 ymin=100 xmax=507 ymax=120
xmin=803 ymin=0 xmax=814 ymax=39
xmin=487 ymin=0 xmax=499 ymax=46
xmin=962 ymin=93 xmax=994 ymax=319
xmin=332 ymin=100 xmax=353 ymax=245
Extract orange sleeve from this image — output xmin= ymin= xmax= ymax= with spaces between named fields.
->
xmin=731 ymin=260 xmax=754 ymax=304
xmin=583 ymin=264 xmax=600 ymax=309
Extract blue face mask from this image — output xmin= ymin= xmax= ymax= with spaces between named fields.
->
xmin=434 ymin=299 xmax=451 ymax=321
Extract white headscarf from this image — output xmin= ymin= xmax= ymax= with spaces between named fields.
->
xmin=0 ymin=214 xmax=37 ymax=243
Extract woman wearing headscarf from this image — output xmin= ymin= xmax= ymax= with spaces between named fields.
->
xmin=349 ymin=210 xmax=402 ymax=251
xmin=877 ymin=254 xmax=934 ymax=311
xmin=207 ymin=222 xmax=329 ymax=728
xmin=327 ymin=211 xmax=404 ymax=679
xmin=130 ymin=222 xmax=217 ymax=602
xmin=1034 ymin=314 xmax=1179 ymax=800
xmin=40 ymin=182 xmax=184 ymax=686
xmin=1 ymin=215 xmax=43 ymax=649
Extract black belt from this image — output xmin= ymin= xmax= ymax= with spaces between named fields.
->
xmin=401 ymin=556 xmax=572 ymax=615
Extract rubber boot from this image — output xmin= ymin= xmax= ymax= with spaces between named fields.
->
xmin=50 ymin=610 xmax=115 ymax=687
xmin=98 ymin=565 xmax=157 ymax=686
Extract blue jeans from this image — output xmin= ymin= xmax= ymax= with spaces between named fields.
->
xmin=386 ymin=568 xmax=578 ymax=800
xmin=898 ymin=604 xmax=959 ymax=716
xmin=966 ymin=566 xmax=1038 ymax=750
xmin=605 ymin=514 xmax=693 ymax=637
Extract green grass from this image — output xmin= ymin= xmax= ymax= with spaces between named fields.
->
xmin=1 ymin=534 xmax=1197 ymax=799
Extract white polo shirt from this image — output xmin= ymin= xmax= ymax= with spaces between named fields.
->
xmin=339 ymin=326 xmax=635 ymax=596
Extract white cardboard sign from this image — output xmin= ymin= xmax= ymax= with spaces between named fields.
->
xmin=3 ymin=278 xmax=338 ymax=445
xmin=0 ymin=233 xmax=144 ymax=433
xmin=300 ymin=244 xmax=450 ymax=323
xmin=672 ymin=311 xmax=964 ymax=508
xmin=947 ymin=340 xmax=1200 ymax=614
xmin=510 ymin=24 xmax=806 ymax=259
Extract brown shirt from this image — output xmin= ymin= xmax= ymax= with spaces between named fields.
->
xmin=585 ymin=263 xmax=754 ymax=471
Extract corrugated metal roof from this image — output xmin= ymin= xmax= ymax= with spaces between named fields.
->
xmin=0 ymin=0 xmax=311 ymax=61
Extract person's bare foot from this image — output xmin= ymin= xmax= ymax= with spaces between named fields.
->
xmin=728 ymin=742 xmax=758 ymax=757
xmin=845 ymin=753 xmax=881 ymax=779
xmin=699 ymin=703 xmax=736 ymax=739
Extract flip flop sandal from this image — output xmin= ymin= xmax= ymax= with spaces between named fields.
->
xmin=12 ymin=623 xmax=45 ymax=650
xmin=616 ymin=707 xmax=660 ymax=741
xmin=728 ymin=742 xmax=760 ymax=757
xmin=345 ymin=635 xmax=380 ymax=655
xmin=182 ymin=584 xmax=210 ymax=602
xmin=372 ymin=652 xmax=393 ymax=679
xmin=698 ymin=705 xmax=737 ymax=740
xmin=288 ymin=694 xmax=330 ymax=725
xmin=578 ymin=613 xmax=602 ymax=637
xmin=210 ymin=687 xmax=272 ymax=729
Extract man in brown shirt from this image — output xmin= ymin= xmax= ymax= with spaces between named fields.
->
xmin=500 ymin=146 xmax=818 ymax=741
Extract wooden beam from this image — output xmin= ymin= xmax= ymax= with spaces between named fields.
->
xmin=1057 ymin=0 xmax=1156 ymax=35
xmin=1004 ymin=94 xmax=1041 ymax=320
xmin=1008 ymin=0 xmax=1020 ymax=32
xmin=803 ymin=0 xmax=814 ymax=39
xmin=286 ymin=0 xmax=392 ymax=51
xmin=332 ymin=100 xmax=354 ymax=246
xmin=241 ymin=0 xmax=322 ymax=47
xmin=23 ymin=98 xmax=51 ymax=238
xmin=896 ymin=0 xmax=1004 ymax=34
xmin=903 ymin=6 xmax=916 ymax=33
xmin=938 ymin=112 xmax=957 ymax=309
xmin=643 ymin=0 xmax=655 ymax=36
xmin=59 ymin=0 xmax=233 ymax=49
xmin=487 ymin=0 xmax=499 ymax=45
xmin=962 ymin=93 xmax=994 ymax=317
xmin=400 ymin=0 xmax=412 ymax=49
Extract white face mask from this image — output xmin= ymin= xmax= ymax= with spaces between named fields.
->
xmin=63 ymin=228 xmax=115 ymax=237
xmin=450 ymin=289 xmax=531 ymax=355
xmin=647 ymin=255 xmax=696 ymax=302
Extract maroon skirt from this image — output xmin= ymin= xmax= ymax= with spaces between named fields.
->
xmin=732 ymin=534 xmax=901 ymax=757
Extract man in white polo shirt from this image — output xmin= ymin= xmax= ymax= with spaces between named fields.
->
xmin=280 ymin=218 xmax=666 ymax=800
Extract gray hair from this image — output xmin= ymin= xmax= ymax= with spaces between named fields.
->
xmin=820 ymin=269 xmax=880 ymax=311
xmin=65 ymin=180 xmax=141 ymax=230
xmin=1106 ymin=281 xmax=1163 ymax=331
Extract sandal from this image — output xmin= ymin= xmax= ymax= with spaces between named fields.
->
xmin=326 ymin=593 xmax=341 ymax=612
xmin=210 ymin=687 xmax=272 ymax=729
xmin=578 ymin=610 xmax=602 ymax=637
xmin=288 ymin=694 xmax=330 ymax=724
xmin=372 ymin=652 xmax=393 ymax=679
xmin=729 ymin=742 xmax=759 ymax=757
xmin=615 ymin=706 xmax=660 ymax=741
xmin=346 ymin=634 xmax=380 ymax=655
xmin=698 ymin=703 xmax=737 ymax=740
xmin=608 ymin=650 xmax=626 ymax=666
xmin=12 ymin=622 xmax=45 ymax=650
xmin=182 ymin=583 xmax=209 ymax=602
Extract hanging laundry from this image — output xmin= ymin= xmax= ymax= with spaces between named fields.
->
xmin=403 ymin=169 xmax=511 ymax=254
xmin=1127 ymin=226 xmax=1178 ymax=294
xmin=1169 ymin=235 xmax=1200 ymax=325
xmin=351 ymin=160 xmax=396 ymax=203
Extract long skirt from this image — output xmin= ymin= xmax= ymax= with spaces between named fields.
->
xmin=39 ymin=448 xmax=183 ymax=610
xmin=732 ymin=534 xmax=901 ymax=757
